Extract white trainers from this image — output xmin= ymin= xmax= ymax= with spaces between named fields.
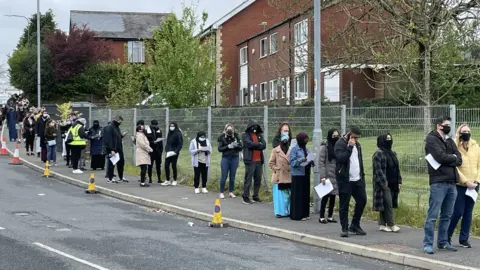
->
xmin=379 ymin=225 xmax=392 ymax=232
xmin=161 ymin=181 xmax=171 ymax=186
xmin=219 ymin=193 xmax=225 ymax=199
xmin=228 ymin=192 xmax=236 ymax=198
xmin=72 ymin=169 xmax=83 ymax=174
xmin=390 ymin=225 xmax=400 ymax=233
xmin=202 ymin=188 xmax=208 ymax=194
xmin=172 ymin=181 xmax=178 ymax=186
xmin=194 ymin=188 xmax=200 ymax=194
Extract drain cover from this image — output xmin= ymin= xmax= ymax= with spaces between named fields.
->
xmin=13 ymin=212 xmax=30 ymax=216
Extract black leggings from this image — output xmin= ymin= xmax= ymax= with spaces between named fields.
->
xmin=70 ymin=146 xmax=84 ymax=170
xmin=25 ymin=135 xmax=34 ymax=152
xmin=320 ymin=194 xmax=336 ymax=219
xmin=165 ymin=155 xmax=179 ymax=181
xmin=193 ymin=162 xmax=208 ymax=188
xmin=140 ymin=164 xmax=148 ymax=183
xmin=148 ymin=153 xmax=162 ymax=182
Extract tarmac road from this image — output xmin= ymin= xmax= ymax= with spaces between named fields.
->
xmin=0 ymin=158 xmax=416 ymax=270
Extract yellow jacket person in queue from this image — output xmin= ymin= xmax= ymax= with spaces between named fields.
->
xmin=68 ymin=113 xmax=87 ymax=174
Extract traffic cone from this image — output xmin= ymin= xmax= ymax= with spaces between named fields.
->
xmin=0 ymin=137 xmax=7 ymax=156
xmin=43 ymin=161 xmax=50 ymax=178
xmin=85 ymin=172 xmax=98 ymax=194
xmin=208 ymin=198 xmax=229 ymax=228
xmin=9 ymin=143 xmax=23 ymax=165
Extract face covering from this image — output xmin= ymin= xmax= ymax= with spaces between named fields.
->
xmin=198 ymin=137 xmax=206 ymax=142
xmin=461 ymin=133 xmax=471 ymax=141
xmin=43 ymin=114 xmax=48 ymax=118
xmin=442 ymin=125 xmax=451 ymax=135
xmin=169 ymin=126 xmax=175 ymax=131
xmin=226 ymin=129 xmax=233 ymax=135
xmin=281 ymin=134 xmax=289 ymax=143
xmin=282 ymin=131 xmax=289 ymax=137
xmin=384 ymin=140 xmax=393 ymax=149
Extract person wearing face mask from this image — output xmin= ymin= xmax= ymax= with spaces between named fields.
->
xmin=334 ymin=126 xmax=367 ymax=237
xmin=36 ymin=111 xmax=50 ymax=162
xmin=373 ymin=134 xmax=402 ymax=233
xmin=423 ymin=116 xmax=462 ymax=254
xmin=289 ymin=132 xmax=314 ymax=221
xmin=146 ymin=120 xmax=164 ymax=184
xmin=447 ymin=124 xmax=479 ymax=249
xmin=163 ymin=122 xmax=183 ymax=186
xmin=103 ymin=116 xmax=127 ymax=183
xmin=272 ymin=123 xmax=292 ymax=149
xmin=61 ymin=118 xmax=73 ymax=167
xmin=318 ymin=128 xmax=340 ymax=224
xmin=189 ymin=131 xmax=212 ymax=194
xmin=218 ymin=123 xmax=243 ymax=199
xmin=67 ymin=114 xmax=87 ymax=174
xmin=88 ymin=120 xmax=105 ymax=170
xmin=7 ymin=107 xmax=17 ymax=142
xmin=23 ymin=113 xmax=36 ymax=156
xmin=44 ymin=119 xmax=58 ymax=166
xmin=135 ymin=124 xmax=153 ymax=187
xmin=269 ymin=127 xmax=292 ymax=217
xmin=242 ymin=119 xmax=267 ymax=204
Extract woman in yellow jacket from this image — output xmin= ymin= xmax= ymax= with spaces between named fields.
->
xmin=447 ymin=124 xmax=479 ymax=248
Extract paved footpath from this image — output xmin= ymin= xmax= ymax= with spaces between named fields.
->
xmin=5 ymin=141 xmax=480 ymax=270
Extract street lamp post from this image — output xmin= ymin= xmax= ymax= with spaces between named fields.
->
xmin=4 ymin=15 xmax=30 ymax=44
xmin=312 ymin=0 xmax=323 ymax=213
xmin=37 ymin=0 xmax=41 ymax=108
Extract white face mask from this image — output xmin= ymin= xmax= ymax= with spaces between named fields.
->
xmin=198 ymin=137 xmax=206 ymax=142
xmin=169 ymin=126 xmax=175 ymax=131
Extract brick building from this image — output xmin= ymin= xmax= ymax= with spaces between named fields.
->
xmin=70 ymin=10 xmax=169 ymax=64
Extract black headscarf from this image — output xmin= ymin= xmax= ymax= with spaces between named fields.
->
xmin=326 ymin=128 xmax=339 ymax=162
xmin=376 ymin=133 xmax=398 ymax=168
xmin=296 ymin=132 xmax=309 ymax=157
xmin=92 ymin=120 xmax=100 ymax=130
xmin=196 ymin=131 xmax=207 ymax=147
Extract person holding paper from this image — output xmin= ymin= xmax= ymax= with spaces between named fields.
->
xmin=163 ymin=122 xmax=183 ymax=186
xmin=447 ymin=124 xmax=480 ymax=249
xmin=269 ymin=132 xmax=291 ymax=217
xmin=44 ymin=119 xmax=58 ymax=166
xmin=218 ymin=123 xmax=243 ymax=199
xmin=372 ymin=134 xmax=402 ymax=233
xmin=103 ymin=116 xmax=126 ymax=183
xmin=334 ymin=126 xmax=367 ymax=237
xmin=318 ymin=128 xmax=339 ymax=224
xmin=423 ymin=116 xmax=462 ymax=254
xmin=289 ymin=132 xmax=314 ymax=221
xmin=88 ymin=120 xmax=105 ymax=170
xmin=189 ymin=131 xmax=212 ymax=194
xmin=146 ymin=120 xmax=164 ymax=184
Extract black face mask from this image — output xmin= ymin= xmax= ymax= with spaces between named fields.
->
xmin=114 ymin=121 xmax=121 ymax=127
xmin=442 ymin=125 xmax=451 ymax=135
xmin=461 ymin=133 xmax=471 ymax=141
xmin=331 ymin=137 xmax=339 ymax=143
xmin=384 ymin=140 xmax=393 ymax=149
xmin=226 ymin=130 xmax=233 ymax=135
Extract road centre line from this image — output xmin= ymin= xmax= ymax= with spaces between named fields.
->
xmin=33 ymin=242 xmax=110 ymax=270
xmin=0 ymin=226 xmax=5 ymax=230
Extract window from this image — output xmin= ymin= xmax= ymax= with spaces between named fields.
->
xmin=282 ymin=77 xmax=289 ymax=99
xmin=270 ymin=33 xmax=278 ymax=54
xmin=128 ymin=41 xmax=145 ymax=63
xmin=295 ymin=73 xmax=308 ymax=100
xmin=240 ymin=46 xmax=248 ymax=65
xmin=294 ymin=19 xmax=308 ymax=46
xmin=260 ymin=82 xmax=267 ymax=101
xmin=260 ymin=38 xmax=268 ymax=58
xmin=270 ymin=80 xmax=278 ymax=100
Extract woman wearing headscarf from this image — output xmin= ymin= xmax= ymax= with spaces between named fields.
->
xmin=447 ymin=124 xmax=480 ymax=248
xmin=135 ymin=124 xmax=153 ymax=187
xmin=88 ymin=120 xmax=105 ymax=170
xmin=189 ymin=131 xmax=212 ymax=194
xmin=372 ymin=133 xmax=402 ymax=233
xmin=289 ymin=132 xmax=314 ymax=221
xmin=218 ymin=123 xmax=243 ymax=199
xmin=23 ymin=113 xmax=36 ymax=156
xmin=163 ymin=122 xmax=183 ymax=186
xmin=318 ymin=128 xmax=340 ymax=224
xmin=269 ymin=129 xmax=291 ymax=217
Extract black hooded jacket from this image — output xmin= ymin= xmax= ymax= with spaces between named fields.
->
xmin=242 ymin=119 xmax=266 ymax=164
xmin=103 ymin=121 xmax=123 ymax=153
xmin=425 ymin=131 xmax=462 ymax=185
xmin=145 ymin=125 xmax=164 ymax=157
xmin=165 ymin=122 xmax=183 ymax=154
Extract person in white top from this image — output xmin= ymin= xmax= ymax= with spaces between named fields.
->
xmin=334 ymin=126 xmax=367 ymax=238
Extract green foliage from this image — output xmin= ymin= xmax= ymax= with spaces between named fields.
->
xmin=147 ymin=6 xmax=216 ymax=108
xmin=107 ymin=63 xmax=149 ymax=108
xmin=17 ymin=9 xmax=56 ymax=48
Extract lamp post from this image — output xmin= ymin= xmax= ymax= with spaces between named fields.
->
xmin=4 ymin=15 xmax=30 ymax=44
xmin=312 ymin=0 xmax=323 ymax=213
xmin=37 ymin=0 xmax=41 ymax=108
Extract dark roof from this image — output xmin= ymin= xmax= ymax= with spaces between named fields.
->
xmin=70 ymin=10 xmax=170 ymax=39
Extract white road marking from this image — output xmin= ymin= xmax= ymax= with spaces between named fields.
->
xmin=0 ymin=226 xmax=5 ymax=230
xmin=33 ymin=242 xmax=110 ymax=270
xmin=38 ymin=194 xmax=46 ymax=196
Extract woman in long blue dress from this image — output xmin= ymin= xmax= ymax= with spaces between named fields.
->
xmin=7 ymin=108 xmax=17 ymax=142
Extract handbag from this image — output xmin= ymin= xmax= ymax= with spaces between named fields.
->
xmin=47 ymin=140 xmax=56 ymax=146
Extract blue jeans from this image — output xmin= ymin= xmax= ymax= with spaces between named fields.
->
xmin=447 ymin=185 xmax=478 ymax=242
xmin=220 ymin=156 xmax=239 ymax=193
xmin=47 ymin=145 xmax=57 ymax=162
xmin=423 ymin=183 xmax=457 ymax=248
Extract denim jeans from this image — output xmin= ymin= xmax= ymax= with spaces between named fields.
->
xmin=423 ymin=183 xmax=457 ymax=248
xmin=447 ymin=185 xmax=479 ymax=242
xmin=47 ymin=145 xmax=57 ymax=162
xmin=220 ymin=156 xmax=239 ymax=193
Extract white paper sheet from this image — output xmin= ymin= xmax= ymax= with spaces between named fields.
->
xmin=155 ymin=138 xmax=165 ymax=143
xmin=301 ymin=153 xmax=317 ymax=167
xmin=166 ymin=151 xmax=177 ymax=158
xmin=110 ymin=153 xmax=120 ymax=165
xmin=466 ymin=188 xmax=478 ymax=202
xmin=314 ymin=179 xmax=334 ymax=198
xmin=425 ymin=154 xmax=441 ymax=170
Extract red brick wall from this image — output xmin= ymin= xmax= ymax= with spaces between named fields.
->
xmin=107 ymin=40 xmax=127 ymax=64
xmin=340 ymin=69 xmax=376 ymax=103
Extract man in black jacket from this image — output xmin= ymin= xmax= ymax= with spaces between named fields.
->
xmin=103 ymin=116 xmax=126 ymax=184
xmin=423 ymin=116 xmax=462 ymax=254
xmin=146 ymin=120 xmax=164 ymax=184
xmin=241 ymin=119 xmax=266 ymax=205
xmin=334 ymin=126 xmax=367 ymax=237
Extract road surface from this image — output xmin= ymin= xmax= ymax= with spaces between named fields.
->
xmin=0 ymin=158 xmax=416 ymax=270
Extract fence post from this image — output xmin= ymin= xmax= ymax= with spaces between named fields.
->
xmin=450 ymin=104 xmax=456 ymax=135
xmin=207 ymin=107 xmax=212 ymax=142
xmin=88 ymin=106 xmax=92 ymax=128
xmin=341 ymin=105 xmax=347 ymax=135
xmin=165 ymin=107 xmax=170 ymax=137
xmin=108 ymin=109 xmax=112 ymax=122
xmin=133 ymin=108 xmax=137 ymax=165
xmin=263 ymin=105 xmax=269 ymax=192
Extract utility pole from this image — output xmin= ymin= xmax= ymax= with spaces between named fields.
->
xmin=37 ymin=0 xmax=41 ymax=108
xmin=4 ymin=15 xmax=30 ymax=44
xmin=312 ymin=0 xmax=323 ymax=214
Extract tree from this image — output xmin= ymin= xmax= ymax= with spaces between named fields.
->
xmin=107 ymin=63 xmax=149 ymax=108
xmin=147 ymin=6 xmax=217 ymax=108
xmin=17 ymin=9 xmax=56 ymax=48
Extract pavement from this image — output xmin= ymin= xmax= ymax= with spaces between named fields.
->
xmin=0 ymin=158 xmax=418 ymax=270
xmin=4 ymin=141 xmax=480 ymax=270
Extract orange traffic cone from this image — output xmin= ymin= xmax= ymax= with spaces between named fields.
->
xmin=85 ymin=172 xmax=98 ymax=194
xmin=208 ymin=198 xmax=229 ymax=228
xmin=9 ymin=143 xmax=23 ymax=165
xmin=0 ymin=137 xmax=7 ymax=156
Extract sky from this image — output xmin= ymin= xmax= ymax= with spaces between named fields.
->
xmin=0 ymin=0 xmax=246 ymax=85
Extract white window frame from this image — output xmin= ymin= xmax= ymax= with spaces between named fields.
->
xmin=240 ymin=46 xmax=248 ymax=65
xmin=260 ymin=38 xmax=268 ymax=58
xmin=295 ymin=73 xmax=308 ymax=100
xmin=294 ymin=19 xmax=308 ymax=46
xmin=260 ymin=82 xmax=267 ymax=101
xmin=270 ymin=79 xmax=278 ymax=100
xmin=128 ymin=41 xmax=145 ymax=63
xmin=270 ymin=33 xmax=278 ymax=54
